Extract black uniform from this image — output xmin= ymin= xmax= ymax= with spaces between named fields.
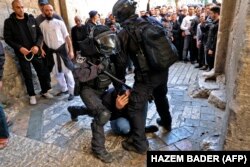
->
xmin=69 ymin=25 xmax=125 ymax=163
xmin=112 ymin=0 xmax=172 ymax=154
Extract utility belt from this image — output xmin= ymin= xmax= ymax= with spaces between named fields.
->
xmin=79 ymin=75 xmax=111 ymax=92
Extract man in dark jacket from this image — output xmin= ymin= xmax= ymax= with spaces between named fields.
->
xmin=206 ymin=6 xmax=220 ymax=71
xmin=4 ymin=0 xmax=53 ymax=105
xmin=71 ymin=16 xmax=88 ymax=56
xmin=112 ymin=0 xmax=172 ymax=154
xmin=85 ymin=10 xmax=100 ymax=34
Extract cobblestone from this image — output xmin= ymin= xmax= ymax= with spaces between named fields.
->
xmin=1 ymin=62 xmax=228 ymax=166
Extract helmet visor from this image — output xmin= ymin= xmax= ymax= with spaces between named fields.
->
xmin=95 ymin=31 xmax=120 ymax=55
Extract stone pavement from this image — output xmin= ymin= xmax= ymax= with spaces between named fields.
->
xmin=0 ymin=62 xmax=228 ymax=167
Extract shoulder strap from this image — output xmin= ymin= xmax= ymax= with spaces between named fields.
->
xmin=124 ymin=26 xmax=144 ymax=55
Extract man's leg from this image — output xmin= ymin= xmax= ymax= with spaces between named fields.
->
xmin=31 ymin=56 xmax=51 ymax=94
xmin=182 ymin=35 xmax=191 ymax=61
xmin=123 ymin=82 xmax=149 ymax=154
xmin=80 ymin=87 xmax=113 ymax=163
xmin=154 ymin=84 xmax=172 ymax=131
xmin=64 ymin=70 xmax=75 ymax=100
xmin=18 ymin=58 xmax=35 ymax=96
xmin=110 ymin=117 xmax=130 ymax=135
xmin=55 ymin=73 xmax=68 ymax=93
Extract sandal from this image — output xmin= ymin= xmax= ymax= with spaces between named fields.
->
xmin=0 ymin=138 xmax=9 ymax=150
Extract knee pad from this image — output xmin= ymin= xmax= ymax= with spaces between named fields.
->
xmin=96 ymin=110 xmax=111 ymax=126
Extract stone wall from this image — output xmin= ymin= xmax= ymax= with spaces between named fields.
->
xmin=64 ymin=0 xmax=89 ymax=30
xmin=224 ymin=0 xmax=250 ymax=150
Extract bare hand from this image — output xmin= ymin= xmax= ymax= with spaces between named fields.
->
xmin=197 ymin=41 xmax=201 ymax=48
xmin=208 ymin=50 xmax=214 ymax=55
xmin=41 ymin=48 xmax=46 ymax=58
xmin=31 ymin=46 xmax=39 ymax=55
xmin=19 ymin=47 xmax=31 ymax=56
xmin=0 ymin=81 xmax=2 ymax=90
xmin=116 ymin=93 xmax=129 ymax=110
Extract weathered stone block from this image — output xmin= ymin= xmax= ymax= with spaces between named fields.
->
xmin=208 ymin=90 xmax=226 ymax=110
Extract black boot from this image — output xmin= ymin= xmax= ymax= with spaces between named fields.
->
xmin=67 ymin=106 xmax=89 ymax=122
xmin=122 ymin=139 xmax=148 ymax=155
xmin=145 ymin=125 xmax=159 ymax=133
xmin=91 ymin=121 xmax=113 ymax=163
xmin=156 ymin=118 xmax=172 ymax=131
xmin=93 ymin=149 xmax=113 ymax=163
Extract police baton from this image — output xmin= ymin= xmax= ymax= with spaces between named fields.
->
xmin=87 ymin=61 xmax=132 ymax=90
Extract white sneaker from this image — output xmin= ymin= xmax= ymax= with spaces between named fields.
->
xmin=42 ymin=92 xmax=54 ymax=99
xmin=30 ymin=96 xmax=37 ymax=105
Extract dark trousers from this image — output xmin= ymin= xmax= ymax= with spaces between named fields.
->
xmin=79 ymin=87 xmax=110 ymax=154
xmin=127 ymin=70 xmax=171 ymax=152
xmin=0 ymin=105 xmax=9 ymax=138
xmin=207 ymin=53 xmax=215 ymax=70
xmin=182 ymin=35 xmax=198 ymax=62
xmin=173 ymin=38 xmax=182 ymax=61
xmin=18 ymin=55 xmax=51 ymax=96
xmin=198 ymin=44 xmax=205 ymax=67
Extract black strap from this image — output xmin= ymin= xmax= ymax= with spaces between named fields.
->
xmin=124 ymin=26 xmax=144 ymax=55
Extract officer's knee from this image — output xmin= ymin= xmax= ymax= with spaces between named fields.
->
xmin=96 ymin=110 xmax=111 ymax=126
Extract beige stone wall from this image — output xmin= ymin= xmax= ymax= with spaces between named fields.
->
xmin=64 ymin=0 xmax=89 ymax=30
xmin=224 ymin=0 xmax=250 ymax=150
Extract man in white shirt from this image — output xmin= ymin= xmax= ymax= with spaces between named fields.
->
xmin=180 ymin=6 xmax=196 ymax=62
xmin=39 ymin=4 xmax=75 ymax=101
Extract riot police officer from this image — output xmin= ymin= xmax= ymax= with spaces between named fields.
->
xmin=112 ymin=0 xmax=172 ymax=154
xmin=68 ymin=25 xmax=123 ymax=163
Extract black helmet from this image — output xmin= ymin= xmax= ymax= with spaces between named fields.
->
xmin=112 ymin=0 xmax=137 ymax=23
xmin=90 ymin=25 xmax=121 ymax=56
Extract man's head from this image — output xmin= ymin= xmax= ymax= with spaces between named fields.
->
xmin=200 ymin=13 xmax=206 ymax=23
xmin=112 ymin=0 xmax=137 ymax=23
xmin=140 ymin=10 xmax=146 ymax=17
xmin=89 ymin=10 xmax=99 ymax=23
xmin=188 ymin=6 xmax=195 ymax=16
xmin=74 ymin=16 xmax=82 ymax=26
xmin=38 ymin=0 xmax=48 ymax=12
xmin=12 ymin=0 xmax=24 ymax=19
xmin=210 ymin=6 xmax=220 ymax=20
xmin=171 ymin=13 xmax=177 ymax=21
xmin=181 ymin=5 xmax=188 ymax=16
xmin=149 ymin=7 xmax=156 ymax=16
xmin=43 ymin=4 xmax=54 ymax=20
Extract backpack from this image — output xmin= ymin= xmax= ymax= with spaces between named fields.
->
xmin=128 ymin=16 xmax=179 ymax=71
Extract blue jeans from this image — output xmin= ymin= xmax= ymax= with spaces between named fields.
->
xmin=0 ymin=105 xmax=9 ymax=138
xmin=110 ymin=103 xmax=148 ymax=135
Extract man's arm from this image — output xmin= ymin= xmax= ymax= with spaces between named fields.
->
xmin=3 ymin=19 xmax=22 ymax=51
xmin=31 ymin=19 xmax=43 ymax=55
xmin=180 ymin=17 xmax=189 ymax=31
xmin=65 ymin=36 xmax=74 ymax=59
xmin=60 ymin=20 xmax=74 ymax=59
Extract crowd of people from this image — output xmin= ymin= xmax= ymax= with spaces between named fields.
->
xmin=0 ymin=0 xmax=221 ymax=163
